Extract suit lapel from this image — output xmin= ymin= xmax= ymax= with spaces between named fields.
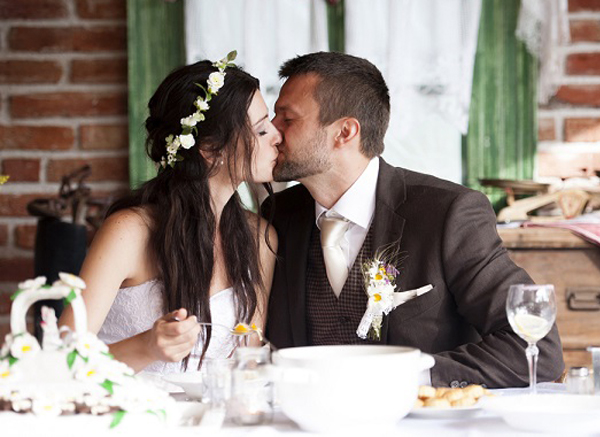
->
xmin=285 ymin=189 xmax=314 ymax=346
xmin=371 ymin=158 xmax=407 ymax=343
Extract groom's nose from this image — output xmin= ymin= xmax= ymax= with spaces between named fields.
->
xmin=273 ymin=128 xmax=283 ymax=147
xmin=271 ymin=114 xmax=283 ymax=131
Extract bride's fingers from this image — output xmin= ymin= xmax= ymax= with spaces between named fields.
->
xmin=159 ymin=314 xmax=199 ymax=337
xmin=162 ymin=307 xmax=188 ymax=323
xmin=155 ymin=328 xmax=198 ymax=350
xmin=157 ymin=337 xmax=198 ymax=362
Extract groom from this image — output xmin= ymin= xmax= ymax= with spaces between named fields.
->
xmin=262 ymin=51 xmax=564 ymax=388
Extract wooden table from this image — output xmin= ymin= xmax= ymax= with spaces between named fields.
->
xmin=498 ymin=226 xmax=600 ymax=369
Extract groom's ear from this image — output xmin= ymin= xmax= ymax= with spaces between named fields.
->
xmin=333 ymin=117 xmax=360 ymax=148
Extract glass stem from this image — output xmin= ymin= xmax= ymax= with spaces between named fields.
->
xmin=526 ymin=343 xmax=539 ymax=394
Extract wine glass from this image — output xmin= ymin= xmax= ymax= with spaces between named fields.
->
xmin=506 ymin=284 xmax=557 ymax=395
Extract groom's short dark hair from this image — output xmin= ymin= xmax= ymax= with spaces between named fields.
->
xmin=279 ymin=51 xmax=390 ymax=158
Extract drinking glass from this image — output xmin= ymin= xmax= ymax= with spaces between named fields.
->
xmin=506 ymin=284 xmax=557 ymax=395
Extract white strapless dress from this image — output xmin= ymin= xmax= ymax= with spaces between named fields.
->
xmin=97 ymin=280 xmax=237 ymax=377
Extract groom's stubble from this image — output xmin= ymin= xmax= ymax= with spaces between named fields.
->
xmin=272 ymin=127 xmax=331 ymax=182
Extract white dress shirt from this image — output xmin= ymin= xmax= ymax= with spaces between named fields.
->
xmin=314 ymin=157 xmax=431 ymax=385
xmin=315 ymin=157 xmax=379 ymax=269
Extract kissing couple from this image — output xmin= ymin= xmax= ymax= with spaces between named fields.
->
xmin=60 ymin=51 xmax=564 ymax=388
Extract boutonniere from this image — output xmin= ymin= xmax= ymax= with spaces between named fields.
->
xmin=356 ymin=253 xmax=400 ymax=341
xmin=356 ymin=248 xmax=433 ymax=341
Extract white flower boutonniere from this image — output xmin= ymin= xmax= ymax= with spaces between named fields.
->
xmin=356 ymin=254 xmax=400 ymax=341
xmin=356 ymin=248 xmax=433 ymax=341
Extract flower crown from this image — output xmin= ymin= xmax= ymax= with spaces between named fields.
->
xmin=160 ymin=50 xmax=238 ymax=169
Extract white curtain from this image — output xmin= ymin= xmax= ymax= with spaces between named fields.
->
xmin=184 ymin=0 xmax=328 ymax=207
xmin=184 ymin=0 xmax=328 ymax=114
xmin=345 ymin=0 xmax=482 ymax=183
xmin=516 ymin=0 xmax=570 ymax=104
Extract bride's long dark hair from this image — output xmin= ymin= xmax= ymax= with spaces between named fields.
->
xmin=108 ymin=60 xmax=268 ymax=368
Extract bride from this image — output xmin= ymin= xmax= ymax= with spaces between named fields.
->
xmin=59 ymin=53 xmax=281 ymax=377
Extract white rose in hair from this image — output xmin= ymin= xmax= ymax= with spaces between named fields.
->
xmin=167 ymin=142 xmax=179 ymax=154
xmin=179 ymin=133 xmax=195 ymax=149
xmin=195 ymin=98 xmax=209 ymax=111
xmin=207 ymin=72 xmax=225 ymax=93
xmin=181 ymin=115 xmax=196 ymax=128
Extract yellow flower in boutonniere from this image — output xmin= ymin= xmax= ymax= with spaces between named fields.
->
xmin=0 ymin=175 xmax=8 ymax=185
xmin=356 ymin=244 xmax=404 ymax=341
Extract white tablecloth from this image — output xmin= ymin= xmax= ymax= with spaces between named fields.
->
xmin=175 ymin=383 xmax=600 ymax=437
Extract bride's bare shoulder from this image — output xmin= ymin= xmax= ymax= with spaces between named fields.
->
xmin=244 ymin=210 xmax=277 ymax=250
xmin=98 ymin=206 xmax=153 ymax=241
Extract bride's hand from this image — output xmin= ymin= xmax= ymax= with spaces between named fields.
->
xmin=146 ymin=308 xmax=200 ymax=362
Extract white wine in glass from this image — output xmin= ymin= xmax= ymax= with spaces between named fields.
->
xmin=506 ymin=284 xmax=557 ymax=395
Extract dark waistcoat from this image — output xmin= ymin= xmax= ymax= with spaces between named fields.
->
xmin=306 ymin=223 xmax=375 ymax=345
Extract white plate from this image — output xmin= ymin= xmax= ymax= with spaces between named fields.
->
xmin=409 ymin=404 xmax=481 ymax=419
xmin=162 ymin=371 xmax=204 ymax=400
xmin=481 ymin=393 xmax=600 ymax=434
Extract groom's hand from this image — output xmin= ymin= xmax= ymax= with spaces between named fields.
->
xmin=148 ymin=308 xmax=200 ymax=362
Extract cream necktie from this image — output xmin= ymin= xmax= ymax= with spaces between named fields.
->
xmin=319 ymin=215 xmax=350 ymax=297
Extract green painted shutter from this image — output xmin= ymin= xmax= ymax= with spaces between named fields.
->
xmin=127 ymin=0 xmax=186 ymax=188
xmin=462 ymin=0 xmax=538 ymax=211
xmin=327 ymin=0 xmax=345 ymax=52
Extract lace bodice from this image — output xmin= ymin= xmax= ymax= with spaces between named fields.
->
xmin=97 ymin=280 xmax=237 ymax=376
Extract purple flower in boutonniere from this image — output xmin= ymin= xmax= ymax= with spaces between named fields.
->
xmin=356 ymin=245 xmax=403 ymax=341
xmin=356 ymin=246 xmax=434 ymax=341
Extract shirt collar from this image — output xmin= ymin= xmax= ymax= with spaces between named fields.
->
xmin=315 ymin=157 xmax=379 ymax=230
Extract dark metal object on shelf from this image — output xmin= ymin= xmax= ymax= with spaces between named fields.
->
xmin=25 ymin=165 xmax=112 ymax=342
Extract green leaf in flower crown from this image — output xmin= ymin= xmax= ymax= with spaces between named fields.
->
xmin=227 ymin=50 xmax=237 ymax=62
xmin=109 ymin=410 xmax=126 ymax=429
xmin=195 ymin=82 xmax=209 ymax=98
xmin=8 ymin=355 xmax=18 ymax=366
xmin=64 ymin=289 xmax=77 ymax=305
xmin=67 ymin=350 xmax=77 ymax=369
xmin=102 ymin=351 xmax=115 ymax=360
xmin=101 ymin=379 xmax=114 ymax=395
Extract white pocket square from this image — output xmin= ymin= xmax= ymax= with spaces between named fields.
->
xmin=393 ymin=284 xmax=434 ymax=308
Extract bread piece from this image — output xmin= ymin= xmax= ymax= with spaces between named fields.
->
xmin=462 ymin=384 xmax=485 ymax=399
xmin=451 ymin=397 xmax=477 ymax=407
xmin=424 ymin=398 xmax=451 ymax=408
xmin=435 ymin=387 xmax=450 ymax=397
xmin=418 ymin=385 xmax=436 ymax=400
xmin=414 ymin=398 xmax=425 ymax=408
xmin=442 ymin=389 xmax=464 ymax=402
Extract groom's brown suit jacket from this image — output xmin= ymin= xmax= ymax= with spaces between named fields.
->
xmin=262 ymin=158 xmax=564 ymax=387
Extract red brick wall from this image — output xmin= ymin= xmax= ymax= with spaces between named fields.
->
xmin=538 ymin=0 xmax=600 ymax=178
xmin=0 ymin=0 xmax=129 ymax=337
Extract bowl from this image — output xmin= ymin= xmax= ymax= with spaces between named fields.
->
xmin=481 ymin=393 xmax=600 ymax=434
xmin=162 ymin=371 xmax=204 ymax=399
xmin=272 ymin=345 xmax=434 ymax=433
